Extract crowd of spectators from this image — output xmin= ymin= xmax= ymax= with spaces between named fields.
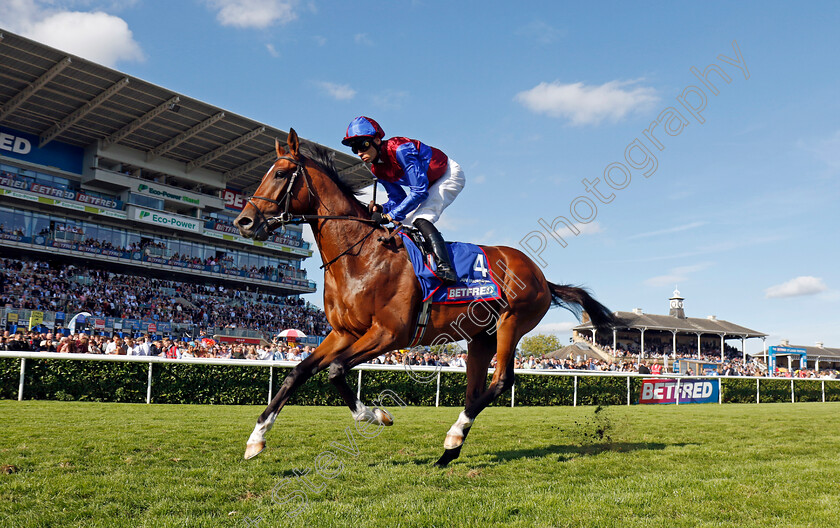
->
xmin=4 ymin=328 xmax=836 ymax=379
xmin=1 ymin=322 xmax=838 ymax=379
xmin=206 ymin=216 xmax=304 ymax=248
xmin=578 ymin=334 xmax=750 ymax=364
xmin=1 ymin=257 xmax=329 ymax=336
xmin=47 ymin=235 xmax=308 ymax=280
xmin=2 ymin=256 xmax=839 ymax=379
xmin=0 ymin=329 xmax=320 ymax=361
xmin=0 ymin=224 xmax=25 ymax=236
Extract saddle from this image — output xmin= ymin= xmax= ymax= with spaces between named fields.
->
xmin=383 ymin=225 xmax=503 ymax=346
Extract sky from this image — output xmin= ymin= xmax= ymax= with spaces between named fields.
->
xmin=2 ymin=1 xmax=839 ymax=355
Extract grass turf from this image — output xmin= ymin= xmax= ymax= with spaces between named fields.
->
xmin=1 ymin=401 xmax=839 ymax=528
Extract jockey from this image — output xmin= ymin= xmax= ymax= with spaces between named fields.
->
xmin=342 ymin=116 xmax=465 ymax=284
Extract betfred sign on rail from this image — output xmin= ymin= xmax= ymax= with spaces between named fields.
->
xmin=639 ymin=378 xmax=720 ymax=404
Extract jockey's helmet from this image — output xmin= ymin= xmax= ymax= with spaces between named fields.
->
xmin=341 ymin=116 xmax=385 ymax=146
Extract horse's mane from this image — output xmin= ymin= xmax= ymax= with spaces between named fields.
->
xmin=299 ymin=140 xmax=374 ymax=204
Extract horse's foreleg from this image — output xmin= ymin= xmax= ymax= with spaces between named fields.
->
xmin=244 ymin=332 xmax=354 ymax=460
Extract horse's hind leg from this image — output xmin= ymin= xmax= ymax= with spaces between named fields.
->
xmin=328 ymin=361 xmax=393 ymax=427
xmin=434 ymin=330 xmax=497 ymax=467
xmin=327 ymin=324 xmax=400 ymax=427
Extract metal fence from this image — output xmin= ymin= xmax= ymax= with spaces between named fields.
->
xmin=2 ymin=351 xmax=838 ymax=406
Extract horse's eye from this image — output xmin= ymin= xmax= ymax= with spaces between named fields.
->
xmin=274 ymin=170 xmax=286 ymax=178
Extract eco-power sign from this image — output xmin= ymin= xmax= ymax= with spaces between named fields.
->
xmin=131 ymin=206 xmax=202 ymax=233
xmin=136 ymin=183 xmax=201 ymax=206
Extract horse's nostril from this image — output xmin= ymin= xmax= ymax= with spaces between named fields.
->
xmin=237 ymin=217 xmax=252 ymax=228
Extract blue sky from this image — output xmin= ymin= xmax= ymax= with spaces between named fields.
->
xmin=3 ymin=1 xmax=839 ymax=354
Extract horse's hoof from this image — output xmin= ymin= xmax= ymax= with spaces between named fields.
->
xmin=434 ymin=446 xmax=462 ymax=468
xmin=444 ymin=434 xmax=464 ymax=450
xmin=244 ymin=442 xmax=266 ymax=460
xmin=374 ymin=408 xmax=394 ymax=426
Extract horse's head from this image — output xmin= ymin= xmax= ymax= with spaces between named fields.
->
xmin=235 ymin=128 xmax=311 ymax=240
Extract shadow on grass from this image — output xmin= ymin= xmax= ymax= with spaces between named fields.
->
xmin=490 ymin=441 xmax=698 ymax=463
xmin=384 ymin=442 xmax=698 ymax=467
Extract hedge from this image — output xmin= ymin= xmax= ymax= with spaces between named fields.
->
xmin=2 ymin=358 xmax=839 ymax=406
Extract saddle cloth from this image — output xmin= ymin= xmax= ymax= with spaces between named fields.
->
xmin=399 ymin=232 xmax=502 ymax=304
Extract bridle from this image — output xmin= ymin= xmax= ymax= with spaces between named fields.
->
xmin=245 ymin=154 xmax=384 ymax=268
xmin=247 ymin=155 xmax=310 ymax=236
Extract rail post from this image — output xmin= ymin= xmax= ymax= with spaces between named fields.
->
xmin=146 ymin=362 xmax=153 ymax=404
xmin=676 ymin=378 xmax=681 ymax=406
xmin=268 ymin=366 xmax=274 ymax=405
xmin=626 ymin=375 xmax=631 ymax=406
xmin=435 ymin=371 xmax=441 ymax=407
xmin=357 ymin=369 xmax=362 ymax=400
xmin=511 ymin=382 xmax=515 ymax=408
xmin=18 ymin=358 xmax=26 ymax=401
xmin=573 ymin=375 xmax=578 ymax=407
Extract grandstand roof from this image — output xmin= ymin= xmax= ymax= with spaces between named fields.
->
xmin=575 ymin=311 xmax=767 ymax=338
xmin=0 ymin=30 xmax=369 ymax=191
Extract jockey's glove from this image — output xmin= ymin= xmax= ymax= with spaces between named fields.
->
xmin=370 ymin=212 xmax=390 ymax=225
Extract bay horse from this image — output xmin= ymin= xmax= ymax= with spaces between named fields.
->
xmin=234 ymin=128 xmax=614 ymax=467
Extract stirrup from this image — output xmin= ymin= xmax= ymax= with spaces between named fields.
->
xmin=435 ymin=262 xmax=457 ymax=284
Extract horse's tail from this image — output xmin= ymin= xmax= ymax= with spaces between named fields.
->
xmin=547 ymin=282 xmax=616 ymax=331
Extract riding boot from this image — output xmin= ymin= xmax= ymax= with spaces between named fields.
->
xmin=414 ymin=218 xmax=457 ymax=284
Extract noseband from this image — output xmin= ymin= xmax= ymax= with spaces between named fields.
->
xmin=247 ymin=155 xmax=311 ymax=232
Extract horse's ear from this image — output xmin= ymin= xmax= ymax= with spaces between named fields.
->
xmin=275 ymin=138 xmax=284 ymax=158
xmin=287 ymin=128 xmax=300 ymax=157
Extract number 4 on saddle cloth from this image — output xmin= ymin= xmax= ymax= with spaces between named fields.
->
xmin=399 ymin=232 xmax=502 ymax=304
xmin=400 ymin=230 xmax=502 ymax=346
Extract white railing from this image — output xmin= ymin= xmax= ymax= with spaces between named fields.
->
xmin=2 ymin=351 xmax=837 ymax=406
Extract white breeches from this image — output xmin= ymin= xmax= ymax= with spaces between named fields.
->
xmin=404 ymin=159 xmax=465 ymax=224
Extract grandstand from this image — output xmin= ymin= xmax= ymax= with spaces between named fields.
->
xmin=0 ymin=29 xmax=367 ymax=342
xmin=573 ymin=289 xmax=767 ymax=367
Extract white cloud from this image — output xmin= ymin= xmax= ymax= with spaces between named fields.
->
xmin=575 ymin=221 xmax=603 ymax=235
xmin=4 ymin=1 xmax=144 ymax=67
xmin=765 ymin=276 xmax=827 ymax=299
xmin=515 ymin=20 xmax=564 ymax=45
xmin=644 ymin=262 xmax=712 ymax=288
xmin=515 ymin=79 xmax=658 ymax=126
xmin=372 ymin=89 xmax=409 ymax=110
xmin=800 ymin=129 xmax=840 ymax=171
xmin=354 ymin=33 xmax=373 ymax=46
xmin=265 ymin=44 xmax=281 ymax=58
xmin=628 ymin=221 xmax=707 ymax=240
xmin=316 ymin=81 xmax=356 ymax=101
xmin=206 ymin=0 xmax=298 ymax=29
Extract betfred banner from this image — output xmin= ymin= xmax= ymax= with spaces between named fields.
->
xmin=0 ymin=126 xmax=84 ymax=174
xmin=222 ymin=188 xmax=247 ymax=211
xmin=639 ymin=378 xmax=720 ymax=405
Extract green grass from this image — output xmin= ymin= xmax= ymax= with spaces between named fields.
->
xmin=1 ymin=401 xmax=839 ymax=528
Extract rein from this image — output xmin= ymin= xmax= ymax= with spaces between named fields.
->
xmin=247 ymin=155 xmax=380 ymax=228
xmin=246 ymin=154 xmax=385 ymax=269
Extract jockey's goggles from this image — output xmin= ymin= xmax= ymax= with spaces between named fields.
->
xmin=351 ymin=139 xmax=373 ymax=154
